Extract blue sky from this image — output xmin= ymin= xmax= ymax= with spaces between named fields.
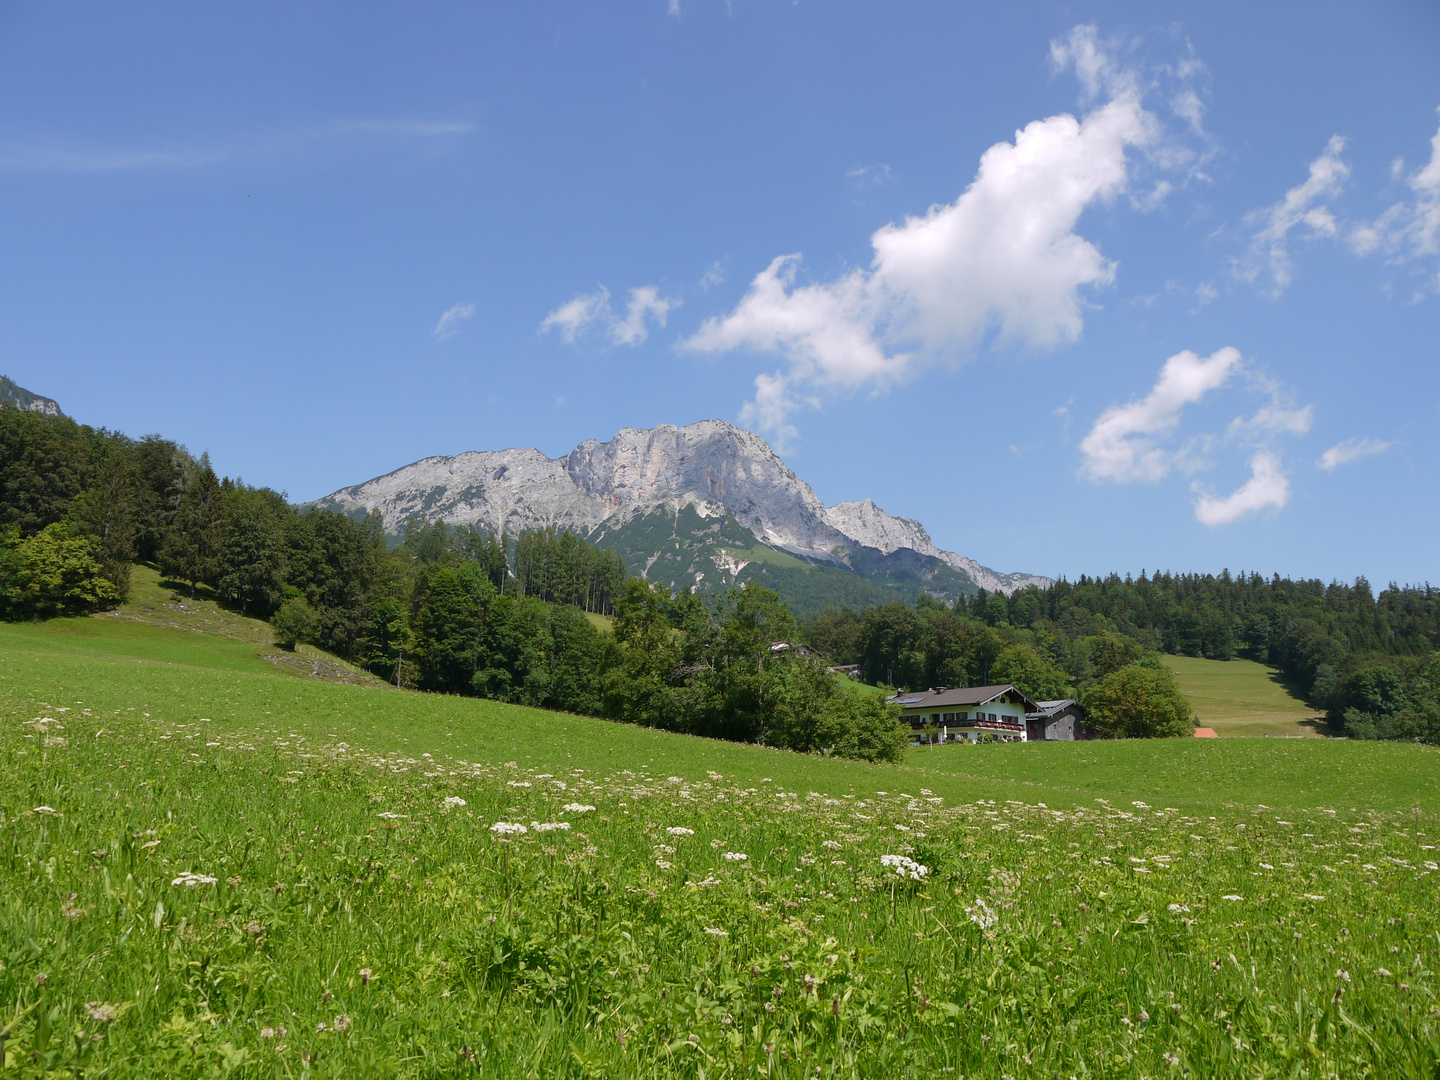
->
xmin=4 ymin=1 xmax=1438 ymax=587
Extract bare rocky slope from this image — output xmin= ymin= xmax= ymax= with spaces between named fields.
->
xmin=311 ymin=420 xmax=1050 ymax=605
xmin=0 ymin=375 xmax=62 ymax=417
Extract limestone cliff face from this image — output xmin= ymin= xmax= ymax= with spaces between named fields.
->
xmin=0 ymin=375 xmax=62 ymax=417
xmin=311 ymin=419 xmax=1051 ymax=595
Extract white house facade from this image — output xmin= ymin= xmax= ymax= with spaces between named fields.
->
xmin=888 ymin=685 xmax=1040 ymax=744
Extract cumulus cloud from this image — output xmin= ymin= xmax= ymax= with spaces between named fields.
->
xmin=541 ymin=285 xmax=679 ymax=347
xmin=1317 ymin=436 xmax=1394 ymax=471
xmin=685 ymin=26 xmax=1168 ymax=441
xmin=1235 ymin=136 xmax=1350 ymax=297
xmin=1349 ymin=107 xmax=1440 ymax=295
xmin=433 ymin=302 xmax=475 ymax=341
xmin=1079 ymin=347 xmax=1242 ymax=483
xmin=1193 ymin=451 xmax=1290 ymax=526
xmin=1081 ymin=347 xmax=1312 ymax=526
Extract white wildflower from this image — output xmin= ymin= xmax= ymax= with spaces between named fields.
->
xmin=442 ymin=796 xmax=467 ymax=809
xmin=31 ymin=806 xmax=57 ymax=815
xmin=489 ymin=822 xmax=528 ymax=836
xmin=722 ymin=851 xmax=748 ymax=862
xmin=1221 ymin=894 xmax=1244 ymax=901
xmin=704 ymin=927 xmax=729 ymax=937
xmin=171 ymin=871 xmax=218 ymax=887
xmin=821 ymin=840 xmax=843 ymax=850
xmin=966 ymin=897 xmax=998 ymax=931
xmin=562 ymin=803 xmax=596 ymax=814
xmin=531 ymin=822 xmax=570 ymax=832
xmin=879 ymin=854 xmax=928 ymax=881
xmin=506 ymin=781 xmax=531 ymax=788
xmin=666 ymin=827 xmax=695 ymax=837
xmin=654 ymin=859 xmax=673 ymax=870
xmin=377 ymin=812 xmax=407 ymax=820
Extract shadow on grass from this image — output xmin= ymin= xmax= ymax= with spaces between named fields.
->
xmin=1264 ymin=667 xmax=1343 ymax=737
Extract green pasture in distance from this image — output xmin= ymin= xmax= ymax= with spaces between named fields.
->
xmin=1161 ymin=653 xmax=1326 ymax=737
xmin=2 ymin=612 xmax=1437 ymax=818
xmin=904 ymin=736 xmax=1439 ymax=817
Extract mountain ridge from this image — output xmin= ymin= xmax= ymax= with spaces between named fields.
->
xmin=310 ymin=419 xmax=1051 ymax=602
xmin=0 ymin=375 xmax=62 ymax=417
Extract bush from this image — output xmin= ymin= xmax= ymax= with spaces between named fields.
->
xmin=817 ymin=693 xmax=910 ymax=763
xmin=1083 ymin=663 xmax=1194 ymax=738
xmin=0 ymin=522 xmax=120 ymax=618
xmin=271 ymin=596 xmax=319 ymax=650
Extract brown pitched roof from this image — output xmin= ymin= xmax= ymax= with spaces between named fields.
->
xmin=893 ymin=684 xmax=1040 ymax=713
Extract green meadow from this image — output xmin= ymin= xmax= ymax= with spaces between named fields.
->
xmin=1161 ymin=655 xmax=1328 ymax=738
xmin=2 ymin=604 xmax=1438 ymax=1077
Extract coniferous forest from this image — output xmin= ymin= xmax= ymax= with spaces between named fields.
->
xmin=3 ymin=403 xmax=1437 ymax=745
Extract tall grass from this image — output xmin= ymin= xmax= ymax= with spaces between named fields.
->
xmin=3 ymin=701 xmax=1437 ymax=1077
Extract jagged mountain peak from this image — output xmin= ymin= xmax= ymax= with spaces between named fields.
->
xmin=310 ymin=420 xmax=1051 ymax=600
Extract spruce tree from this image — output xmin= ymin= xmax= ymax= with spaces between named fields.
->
xmin=160 ymin=455 xmax=224 ymax=595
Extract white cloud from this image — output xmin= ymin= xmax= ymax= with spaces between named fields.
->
xmin=685 ymin=27 xmax=1163 ymax=440
xmin=1225 ymin=397 xmax=1313 ymax=440
xmin=541 ymin=284 xmax=679 ymax=347
xmin=1049 ymin=24 xmax=1138 ymax=101
xmin=1317 ymin=436 xmax=1394 ymax=471
xmin=1349 ymin=107 xmax=1440 ymax=295
xmin=433 ymin=302 xmax=475 ymax=342
xmin=611 ymin=286 xmax=680 ymax=346
xmin=699 ymin=262 xmax=727 ymax=290
xmin=540 ymin=288 xmax=611 ymax=344
xmin=1079 ymin=347 xmax=1242 ymax=483
xmin=1081 ymin=347 xmax=1314 ymax=527
xmin=1193 ymin=451 xmax=1290 ymax=526
xmin=1236 ymin=136 xmax=1350 ymax=297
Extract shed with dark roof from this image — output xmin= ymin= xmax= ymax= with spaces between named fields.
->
xmin=1025 ymin=699 xmax=1090 ymax=741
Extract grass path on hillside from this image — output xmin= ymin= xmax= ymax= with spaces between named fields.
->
xmin=1162 ymin=654 xmax=1327 ymax=737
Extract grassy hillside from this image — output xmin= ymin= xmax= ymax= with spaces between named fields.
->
xmin=7 ymin=612 xmax=1434 ymax=815
xmin=1161 ymin=654 xmax=1328 ymax=737
xmin=2 ymin=613 xmax=1437 ymax=1076
xmin=95 ymin=564 xmax=386 ymax=687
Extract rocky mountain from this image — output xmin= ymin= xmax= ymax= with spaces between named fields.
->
xmin=310 ymin=420 xmax=1051 ymax=611
xmin=0 ymin=375 xmax=62 ymax=417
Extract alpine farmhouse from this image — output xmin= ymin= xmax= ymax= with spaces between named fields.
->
xmin=888 ymin=685 xmax=1090 ymax=743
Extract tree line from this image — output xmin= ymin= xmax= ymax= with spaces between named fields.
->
xmin=0 ymin=405 xmax=909 ymax=760
xmin=804 ymin=569 xmax=1440 ymax=743
xmin=12 ymin=404 xmax=1431 ymax=745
